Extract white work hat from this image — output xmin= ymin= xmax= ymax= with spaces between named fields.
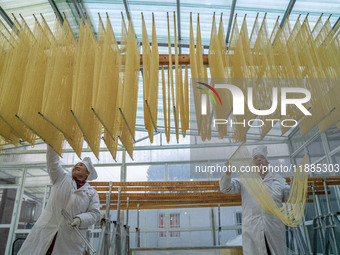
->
xmin=81 ymin=157 xmax=98 ymax=181
xmin=252 ymin=145 xmax=268 ymax=158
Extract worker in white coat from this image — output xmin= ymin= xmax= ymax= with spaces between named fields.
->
xmin=220 ymin=145 xmax=290 ymax=255
xmin=18 ymin=145 xmax=101 ymax=255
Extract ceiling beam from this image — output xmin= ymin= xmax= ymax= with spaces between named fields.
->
xmin=176 ymin=0 xmax=182 ymax=54
xmin=176 ymin=0 xmax=181 ymax=40
xmin=280 ymin=0 xmax=296 ymax=28
xmin=47 ymin=0 xmax=64 ymax=25
xmin=0 ymin=6 xmax=13 ymax=29
xmin=0 ymin=140 xmax=289 ymax=157
xmin=333 ymin=17 xmax=340 ymax=31
xmin=72 ymin=0 xmax=86 ymax=24
xmin=119 ymin=40 xmax=210 ymax=49
xmin=71 ymin=0 xmax=97 ymax=36
xmin=123 ymin=0 xmax=137 ymax=32
xmin=123 ymin=0 xmax=132 ymax=21
xmin=225 ymin=0 xmax=237 ymax=45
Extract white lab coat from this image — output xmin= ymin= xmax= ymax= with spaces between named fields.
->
xmin=220 ymin=171 xmax=290 ymax=255
xmin=18 ymin=146 xmax=100 ymax=255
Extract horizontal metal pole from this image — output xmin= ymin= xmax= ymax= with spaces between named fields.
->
xmin=1 ymin=125 xmax=288 ymax=151
xmin=15 ymin=225 xmax=242 ymax=235
xmin=130 ymin=246 xmax=242 ymax=251
xmin=0 ymin=140 xmax=288 ymax=155
xmin=0 ymin=184 xmax=20 ymax=189
xmin=0 ymin=155 xmax=290 ymax=169
xmin=135 ymin=54 xmax=208 ymax=65
xmin=122 ymin=40 xmax=210 ymax=50
xmin=0 ymin=224 xmax=12 ymax=228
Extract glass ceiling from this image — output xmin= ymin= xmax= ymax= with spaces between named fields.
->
xmin=0 ymin=0 xmax=339 ymax=142
xmin=1 ymin=0 xmax=339 ymax=43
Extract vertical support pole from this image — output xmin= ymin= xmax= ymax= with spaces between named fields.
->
xmin=98 ymin=191 xmax=111 ymax=255
xmin=89 ymin=224 xmax=95 ymax=250
xmin=109 ymin=186 xmax=122 ymax=255
xmin=105 ymin=182 xmax=113 ymax=254
xmin=124 ymin=197 xmax=130 ymax=255
xmin=323 ymin=178 xmax=338 ymax=255
xmin=284 ymin=205 xmax=289 ymax=253
xmin=218 ymin=204 xmax=221 ymax=246
xmin=5 ymin=168 xmax=27 ymax=255
xmin=116 ymin=187 xmax=122 ymax=255
xmin=312 ymin=182 xmax=324 ymax=251
xmin=287 ymin=204 xmax=296 ymax=252
xmin=136 ymin=204 xmax=140 ymax=248
xmin=293 ymin=225 xmax=308 ymax=254
xmin=301 ymin=215 xmax=312 ymax=254
xmin=321 ymin=132 xmax=340 ymax=211
xmin=121 ymin=151 xmax=126 ymax=182
xmin=210 ymin=208 xmax=216 ymax=246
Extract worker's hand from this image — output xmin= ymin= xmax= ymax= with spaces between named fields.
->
xmin=225 ymin=161 xmax=232 ymax=176
xmin=68 ymin=217 xmax=81 ymax=229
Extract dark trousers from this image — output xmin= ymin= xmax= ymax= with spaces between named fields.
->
xmin=265 ymin=234 xmax=272 ymax=255
xmin=46 ymin=232 xmax=58 ymax=255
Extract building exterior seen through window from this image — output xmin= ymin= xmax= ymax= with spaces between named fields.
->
xmin=158 ymin=212 xmax=180 ymax=237
xmin=170 ymin=213 xmax=180 ymax=237
xmin=235 ymin=212 xmax=242 ymax=235
xmin=158 ymin=213 xmax=166 ymax=237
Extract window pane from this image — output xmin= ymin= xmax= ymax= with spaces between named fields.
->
xmin=92 ymin=166 xmax=121 ymax=182
xmin=126 ymin=148 xmax=190 ymax=163
xmin=290 ymin=126 xmax=319 ymax=153
xmin=145 ymin=165 xmax=166 ymax=181
xmin=25 ymin=168 xmax=50 ymax=186
xmin=158 ymin=213 xmax=166 ymax=237
xmin=13 ymin=234 xmax=27 ymax=255
xmin=294 ymin=150 xmax=307 ymax=166
xmin=0 ymin=188 xmax=17 ymax=224
xmin=222 ymin=230 xmax=240 ymax=246
xmin=127 ymin=165 xmax=165 ymax=182
xmin=170 ymin=213 xmax=180 ymax=237
xmin=331 ymin=151 xmax=340 ymax=176
xmin=0 ymin=228 xmax=10 ymax=254
xmin=18 ymin=187 xmax=45 ymax=229
xmin=168 ymin=164 xmax=191 ymax=181
xmin=307 ymin=137 xmax=325 ymax=163
xmin=0 ymin=169 xmax=22 ymax=184
xmin=326 ymin=125 xmax=340 ymax=152
xmin=190 ymin=230 xmax=213 ymax=246
xmin=140 ymin=232 xmax=160 ymax=248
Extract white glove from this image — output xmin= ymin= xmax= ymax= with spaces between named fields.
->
xmin=68 ymin=217 xmax=81 ymax=229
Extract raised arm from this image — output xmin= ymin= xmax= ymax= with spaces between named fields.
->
xmin=47 ymin=145 xmax=66 ymax=184
xmin=220 ymin=173 xmax=241 ymax=194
